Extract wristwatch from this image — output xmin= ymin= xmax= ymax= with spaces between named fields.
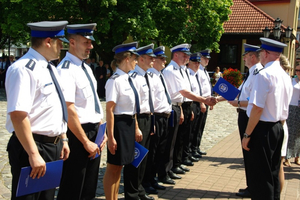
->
xmin=243 ymin=133 xmax=251 ymax=138
xmin=61 ymin=138 xmax=69 ymax=142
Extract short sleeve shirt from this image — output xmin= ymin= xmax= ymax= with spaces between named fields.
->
xmin=198 ymin=65 xmax=211 ymax=97
xmin=57 ymin=52 xmax=103 ymax=124
xmin=105 ymin=68 xmax=136 ymax=115
xmin=5 ymin=48 xmax=67 ymax=136
xmin=247 ymin=61 xmax=293 ymax=121
xmin=148 ymin=68 xmax=172 ymax=113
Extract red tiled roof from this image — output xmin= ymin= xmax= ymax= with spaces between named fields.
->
xmin=223 ymin=0 xmax=286 ymax=34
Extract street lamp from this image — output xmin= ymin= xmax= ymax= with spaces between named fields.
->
xmin=273 ymin=26 xmax=281 ymax=40
xmin=274 ymin=18 xmax=283 ymax=28
xmin=262 ymin=27 xmax=271 ymax=38
xmin=285 ymin=26 xmax=293 ymax=38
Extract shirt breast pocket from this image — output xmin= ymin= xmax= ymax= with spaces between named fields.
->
xmin=40 ymin=83 xmax=56 ymax=108
xmin=77 ymin=81 xmax=93 ymax=99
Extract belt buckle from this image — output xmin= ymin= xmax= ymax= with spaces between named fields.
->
xmin=54 ymin=136 xmax=60 ymax=144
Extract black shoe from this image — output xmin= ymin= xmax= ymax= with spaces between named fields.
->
xmin=190 ymin=156 xmax=200 ymax=162
xmin=168 ymin=171 xmax=182 ymax=179
xmin=236 ymin=189 xmax=251 ymax=198
xmin=198 ymin=150 xmax=207 ymax=155
xmin=179 ymin=164 xmax=190 ymax=172
xmin=139 ymin=194 xmax=154 ymax=200
xmin=144 ymin=186 xmax=158 ymax=194
xmin=152 ymin=182 xmax=166 ymax=190
xmin=171 ymin=167 xmax=185 ymax=174
xmin=192 ymin=152 xmax=202 ymax=158
xmin=182 ymin=159 xmax=194 ymax=166
xmin=158 ymin=175 xmax=175 ymax=185
xmin=238 ymin=187 xmax=248 ymax=193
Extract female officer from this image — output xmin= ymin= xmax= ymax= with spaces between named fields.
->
xmin=103 ymin=42 xmax=142 ymax=200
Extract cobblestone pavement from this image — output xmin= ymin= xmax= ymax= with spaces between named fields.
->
xmin=0 ymin=88 xmax=240 ymax=199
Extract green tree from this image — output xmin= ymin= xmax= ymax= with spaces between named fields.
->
xmin=0 ymin=0 xmax=232 ymax=61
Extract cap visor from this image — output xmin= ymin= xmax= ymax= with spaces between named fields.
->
xmin=131 ymin=51 xmax=140 ymax=56
xmin=59 ymin=37 xmax=69 ymax=43
xmin=85 ymin=35 xmax=95 ymax=41
xmin=147 ymin=53 xmax=157 ymax=57
xmin=256 ymin=48 xmax=263 ymax=52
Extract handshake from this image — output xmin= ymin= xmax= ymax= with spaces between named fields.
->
xmin=204 ymin=96 xmax=218 ymax=106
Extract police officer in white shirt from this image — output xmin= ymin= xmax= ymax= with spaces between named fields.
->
xmin=142 ymin=46 xmax=171 ymax=193
xmin=193 ymin=49 xmax=213 ymax=157
xmin=162 ymin=44 xmax=216 ymax=183
xmin=6 ymin=21 xmax=69 ymax=200
xmin=126 ymin=44 xmax=155 ymax=200
xmin=242 ymin=38 xmax=293 ymax=200
xmin=56 ymin=23 xmax=106 ymax=200
xmin=216 ymin=43 xmax=263 ymax=198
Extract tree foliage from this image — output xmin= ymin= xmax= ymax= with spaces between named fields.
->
xmin=0 ymin=0 xmax=232 ymax=61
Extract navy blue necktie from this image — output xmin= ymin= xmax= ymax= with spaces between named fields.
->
xmin=159 ymin=74 xmax=171 ymax=104
xmin=47 ymin=63 xmax=68 ymax=122
xmin=144 ymin=73 xmax=154 ymax=113
xmin=204 ymin=68 xmax=213 ymax=96
xmin=195 ymin=73 xmax=203 ymax=96
xmin=185 ymin=69 xmax=193 ymax=91
xmin=81 ymin=62 xmax=100 ymax=113
xmin=128 ymin=76 xmax=140 ymax=114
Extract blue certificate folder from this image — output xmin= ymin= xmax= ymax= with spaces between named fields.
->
xmin=131 ymin=142 xmax=149 ymax=168
xmin=213 ymin=77 xmax=240 ymax=101
xmin=93 ymin=122 xmax=107 ymax=159
xmin=16 ymin=160 xmax=63 ymax=197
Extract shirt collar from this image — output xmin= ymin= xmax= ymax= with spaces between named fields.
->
xmin=264 ymin=60 xmax=279 ymax=69
xmin=66 ymin=52 xmax=83 ymax=66
xmin=134 ymin=65 xmax=147 ymax=75
xmin=148 ymin=67 xmax=160 ymax=75
xmin=27 ymin=48 xmax=49 ymax=68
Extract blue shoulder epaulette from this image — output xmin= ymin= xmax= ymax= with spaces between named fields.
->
xmin=110 ymin=73 xmax=120 ymax=80
xmin=131 ymin=72 xmax=138 ymax=78
xmin=147 ymin=72 xmax=153 ymax=78
xmin=62 ymin=60 xmax=70 ymax=69
xmin=173 ymin=65 xmax=178 ymax=70
xmin=25 ymin=59 xmax=35 ymax=71
xmin=254 ymin=68 xmax=264 ymax=75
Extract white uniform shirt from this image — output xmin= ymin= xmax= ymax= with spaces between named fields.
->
xmin=238 ymin=63 xmax=263 ymax=111
xmin=105 ymin=68 xmax=136 ymax=115
xmin=162 ymin=60 xmax=187 ymax=103
xmin=6 ymin=48 xmax=67 ymax=136
xmin=180 ymin=65 xmax=193 ymax=102
xmin=188 ymin=68 xmax=201 ymax=96
xmin=198 ymin=64 xmax=211 ymax=97
xmin=129 ymin=65 xmax=151 ymax=114
xmin=57 ymin=52 xmax=103 ymax=124
xmin=247 ymin=61 xmax=293 ymax=122
xmin=290 ymin=78 xmax=300 ymax=106
xmin=147 ymin=68 xmax=172 ymax=113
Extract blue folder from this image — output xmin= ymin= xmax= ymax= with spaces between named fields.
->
xmin=93 ymin=122 xmax=107 ymax=159
xmin=131 ymin=142 xmax=149 ymax=168
xmin=213 ymin=77 xmax=240 ymax=101
xmin=16 ymin=160 xmax=63 ymax=197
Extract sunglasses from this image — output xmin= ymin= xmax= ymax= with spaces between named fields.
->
xmin=295 ymin=70 xmax=300 ymax=72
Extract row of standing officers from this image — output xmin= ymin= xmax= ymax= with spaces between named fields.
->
xmin=5 ymin=19 xmax=291 ymax=200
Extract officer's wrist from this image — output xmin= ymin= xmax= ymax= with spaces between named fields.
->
xmin=61 ymin=138 xmax=69 ymax=143
xmin=243 ymin=133 xmax=251 ymax=138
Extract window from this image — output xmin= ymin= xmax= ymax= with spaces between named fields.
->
xmin=220 ymin=44 xmax=237 ymax=64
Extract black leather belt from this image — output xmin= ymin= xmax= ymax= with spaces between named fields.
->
xmin=236 ymin=108 xmax=246 ymax=113
xmin=13 ymin=132 xmax=61 ymax=144
xmin=154 ymin=112 xmax=171 ymax=118
xmin=115 ymin=114 xmax=135 ymax=119
xmin=172 ymin=102 xmax=183 ymax=106
xmin=193 ymin=101 xmax=200 ymax=105
xmin=183 ymin=102 xmax=193 ymax=106
xmin=138 ymin=113 xmax=151 ymax=118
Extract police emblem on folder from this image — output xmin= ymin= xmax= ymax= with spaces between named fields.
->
xmin=131 ymin=142 xmax=149 ymax=168
xmin=213 ymin=77 xmax=240 ymax=101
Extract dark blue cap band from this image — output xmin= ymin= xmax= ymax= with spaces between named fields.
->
xmin=67 ymin=28 xmax=93 ymax=35
xmin=245 ymin=47 xmax=259 ymax=52
xmin=261 ymin=44 xmax=283 ymax=52
xmin=172 ymin=48 xmax=190 ymax=53
xmin=138 ymin=49 xmax=153 ymax=55
xmin=201 ymin=52 xmax=210 ymax=56
xmin=154 ymin=50 xmax=165 ymax=56
xmin=31 ymin=29 xmax=64 ymax=38
xmin=115 ymin=46 xmax=137 ymax=54
xmin=190 ymin=56 xmax=200 ymax=60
